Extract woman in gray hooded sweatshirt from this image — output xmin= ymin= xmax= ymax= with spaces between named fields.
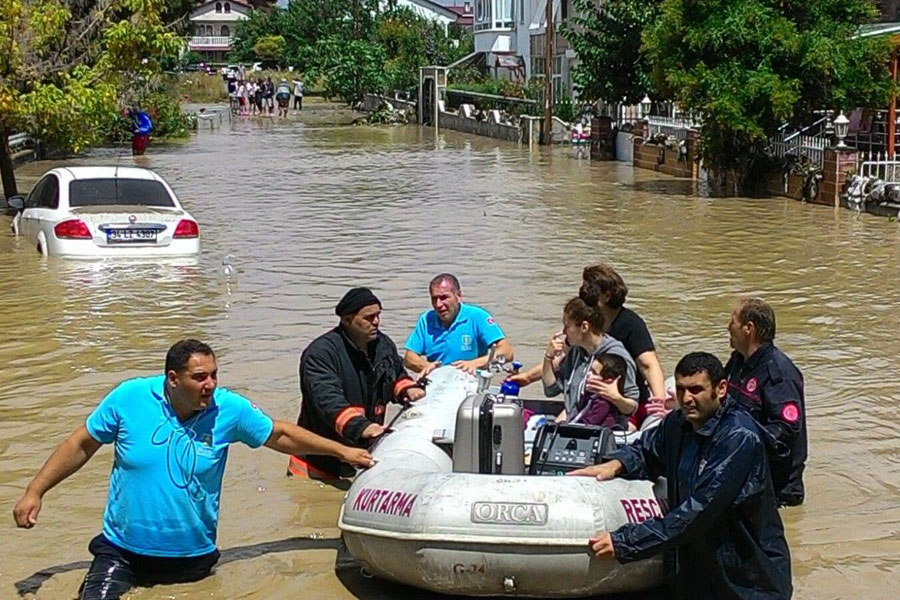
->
xmin=542 ymin=297 xmax=639 ymax=424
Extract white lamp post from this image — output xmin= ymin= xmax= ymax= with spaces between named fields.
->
xmin=640 ymin=94 xmax=652 ymax=120
xmin=834 ymin=111 xmax=849 ymax=148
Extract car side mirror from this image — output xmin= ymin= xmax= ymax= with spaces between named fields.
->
xmin=6 ymin=195 xmax=24 ymax=211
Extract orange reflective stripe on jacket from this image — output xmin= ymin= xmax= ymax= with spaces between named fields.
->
xmin=334 ymin=406 xmax=366 ymax=436
xmin=287 ymin=455 xmax=339 ymax=480
xmin=393 ymin=378 xmax=415 ymax=399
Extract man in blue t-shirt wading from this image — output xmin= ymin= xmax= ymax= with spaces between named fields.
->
xmin=12 ymin=339 xmax=374 ymax=600
xmin=403 ymin=273 xmax=514 ymax=374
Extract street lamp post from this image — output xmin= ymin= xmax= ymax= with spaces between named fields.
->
xmin=640 ymin=94 xmax=651 ymax=137
xmin=834 ymin=111 xmax=849 ymax=148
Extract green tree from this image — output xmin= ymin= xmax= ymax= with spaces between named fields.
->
xmin=229 ymin=0 xmax=472 ymax=102
xmin=253 ymin=34 xmax=286 ymax=67
xmin=228 ymin=8 xmax=279 ymax=63
xmin=0 ymin=0 xmax=182 ymax=199
xmin=564 ymin=0 xmax=660 ymax=104
xmin=377 ymin=8 xmax=472 ymax=93
xmin=643 ymin=0 xmax=894 ymax=190
xmin=302 ymin=37 xmax=387 ymax=103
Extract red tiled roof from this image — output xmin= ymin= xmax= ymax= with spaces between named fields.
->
xmin=446 ymin=5 xmax=474 ymax=23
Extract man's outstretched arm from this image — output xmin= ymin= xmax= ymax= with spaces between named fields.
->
xmin=264 ymin=420 xmax=375 ymax=468
xmin=14 ymin=425 xmax=103 ymax=528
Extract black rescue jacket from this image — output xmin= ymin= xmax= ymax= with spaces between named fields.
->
xmin=292 ymin=326 xmax=414 ymax=478
xmin=725 ymin=343 xmax=807 ymax=506
xmin=608 ymin=403 xmax=793 ymax=600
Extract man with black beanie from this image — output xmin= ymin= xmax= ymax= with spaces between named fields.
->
xmin=288 ymin=287 xmax=427 ymax=480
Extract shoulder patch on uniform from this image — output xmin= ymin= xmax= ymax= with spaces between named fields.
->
xmin=487 ymin=316 xmax=495 ymax=325
xmin=781 ymin=403 xmax=800 ymax=423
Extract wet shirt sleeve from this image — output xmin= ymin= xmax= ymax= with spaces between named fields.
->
xmin=608 ymin=415 xmax=668 ymax=481
xmin=610 ymin=309 xmax=655 ymax=357
xmin=85 ymin=384 xmax=124 ymax=444
xmin=628 ymin=323 xmax=655 ymax=357
xmin=474 ymin=307 xmax=506 ymax=350
xmin=610 ymin=427 xmax=765 ymax=563
xmin=620 ymin=352 xmax=640 ymax=401
xmin=542 ymin=349 xmax=573 ymax=398
xmin=760 ymin=364 xmax=804 ymax=457
xmin=404 ymin=313 xmax=427 ymax=355
xmin=229 ymin=392 xmax=275 ymax=448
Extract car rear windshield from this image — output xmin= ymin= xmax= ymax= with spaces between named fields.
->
xmin=69 ymin=179 xmax=175 ymax=208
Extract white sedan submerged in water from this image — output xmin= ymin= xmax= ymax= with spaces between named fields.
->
xmin=8 ymin=166 xmax=200 ymax=258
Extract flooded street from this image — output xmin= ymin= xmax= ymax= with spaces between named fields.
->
xmin=2 ymin=105 xmax=899 ymax=599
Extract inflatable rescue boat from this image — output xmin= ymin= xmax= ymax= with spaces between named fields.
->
xmin=338 ymin=366 xmax=664 ymax=597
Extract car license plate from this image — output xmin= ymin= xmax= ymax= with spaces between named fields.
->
xmin=106 ymin=228 xmax=157 ymax=244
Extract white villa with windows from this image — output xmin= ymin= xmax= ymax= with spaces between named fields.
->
xmin=471 ymin=0 xmax=574 ymax=99
xmin=187 ymin=0 xmax=252 ymax=63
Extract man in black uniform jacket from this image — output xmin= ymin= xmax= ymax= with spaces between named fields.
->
xmin=572 ymin=352 xmax=792 ymax=600
xmin=289 ymin=287 xmax=426 ymax=479
xmin=725 ymin=297 xmax=807 ymax=507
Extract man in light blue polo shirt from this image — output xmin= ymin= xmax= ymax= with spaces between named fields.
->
xmin=12 ymin=339 xmax=374 ymax=600
xmin=404 ymin=273 xmax=514 ymax=374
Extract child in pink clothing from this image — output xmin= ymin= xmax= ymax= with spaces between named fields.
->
xmin=571 ymin=353 xmax=628 ymax=428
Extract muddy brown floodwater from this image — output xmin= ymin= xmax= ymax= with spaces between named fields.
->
xmin=1 ymin=104 xmax=898 ymax=599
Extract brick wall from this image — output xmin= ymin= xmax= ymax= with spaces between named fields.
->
xmin=818 ymin=148 xmax=858 ymax=207
xmin=762 ymin=171 xmax=809 ymax=201
xmin=762 ymin=148 xmax=858 ymax=206
xmin=632 ymin=135 xmax=696 ymax=178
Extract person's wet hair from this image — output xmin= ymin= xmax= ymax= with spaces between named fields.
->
xmin=166 ymin=339 xmax=215 ymax=374
xmin=674 ymin=352 xmax=725 ymax=386
xmin=429 ymin=273 xmax=461 ymax=292
xmin=564 ymin=297 xmax=606 ymax=333
xmin=580 ymin=264 xmax=628 ymax=309
xmin=738 ymin=298 xmax=776 ymax=342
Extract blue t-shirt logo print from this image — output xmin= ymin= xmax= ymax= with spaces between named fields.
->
xmin=151 ymin=419 xmax=206 ymax=502
xmin=461 ymin=334 xmax=473 ymax=351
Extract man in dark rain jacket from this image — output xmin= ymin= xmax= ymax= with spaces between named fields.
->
xmin=725 ymin=297 xmax=806 ymax=506
xmin=571 ymin=352 xmax=792 ymax=600
xmin=289 ymin=287 xmax=426 ymax=479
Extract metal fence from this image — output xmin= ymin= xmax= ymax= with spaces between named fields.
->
xmin=8 ymin=132 xmax=34 ymax=152
xmin=768 ymin=134 xmax=827 ymax=167
xmin=648 ymin=117 xmax=696 ymax=141
xmin=857 ymin=151 xmax=900 ymax=184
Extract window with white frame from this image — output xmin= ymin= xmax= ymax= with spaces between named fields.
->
xmin=495 ymin=0 xmax=513 ymax=28
xmin=475 ymin=0 xmax=513 ymax=30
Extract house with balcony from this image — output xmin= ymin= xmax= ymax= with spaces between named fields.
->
xmin=188 ymin=0 xmax=252 ymax=63
xmin=472 ymin=0 xmax=574 ymax=99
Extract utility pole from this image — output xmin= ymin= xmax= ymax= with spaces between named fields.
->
xmin=542 ymin=0 xmax=554 ymax=145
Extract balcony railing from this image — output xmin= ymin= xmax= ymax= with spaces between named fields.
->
xmin=188 ymin=36 xmax=232 ymax=48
